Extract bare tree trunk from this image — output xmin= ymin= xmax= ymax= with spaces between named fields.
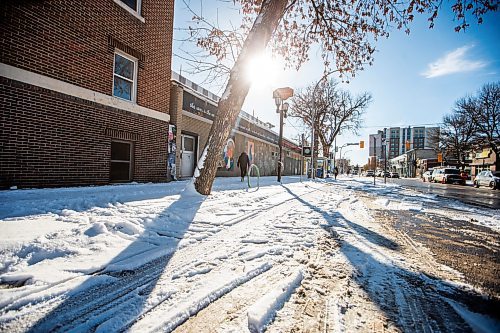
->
xmin=322 ymin=145 xmax=330 ymax=158
xmin=193 ymin=0 xmax=288 ymax=195
xmin=319 ymin=133 xmax=329 ymax=157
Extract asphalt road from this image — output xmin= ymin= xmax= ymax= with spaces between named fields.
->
xmin=367 ymin=176 xmax=500 ymax=209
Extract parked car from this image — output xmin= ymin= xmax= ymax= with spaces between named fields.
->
xmin=389 ymin=172 xmax=399 ymax=178
xmin=432 ymin=168 xmax=465 ymax=185
xmin=365 ymin=170 xmax=375 ymax=177
xmin=382 ymin=171 xmax=391 ymax=177
xmin=421 ymin=171 xmax=432 ymax=182
xmin=474 ymin=171 xmax=500 ymax=189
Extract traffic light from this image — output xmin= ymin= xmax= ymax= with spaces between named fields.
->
xmin=359 ymin=140 xmax=364 ymax=149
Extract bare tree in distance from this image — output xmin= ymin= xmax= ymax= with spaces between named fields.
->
xmin=290 ymin=79 xmax=371 ymax=157
xmin=430 ymin=111 xmax=475 ymax=169
xmin=185 ymin=0 xmax=497 ymax=195
xmin=457 ymin=82 xmax=500 ymax=167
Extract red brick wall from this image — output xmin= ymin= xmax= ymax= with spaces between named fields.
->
xmin=0 ymin=78 xmax=168 ymax=188
xmin=0 ymin=0 xmax=174 ymax=113
xmin=0 ymin=1 xmax=174 ymax=188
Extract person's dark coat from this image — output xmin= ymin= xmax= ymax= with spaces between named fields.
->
xmin=237 ymin=152 xmax=250 ymax=179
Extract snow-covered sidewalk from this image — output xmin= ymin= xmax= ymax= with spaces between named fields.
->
xmin=0 ymin=176 xmax=498 ymax=332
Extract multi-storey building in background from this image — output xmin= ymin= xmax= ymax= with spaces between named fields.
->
xmin=369 ymin=126 xmax=439 ymax=162
xmin=1 ymin=1 xmax=175 ymax=188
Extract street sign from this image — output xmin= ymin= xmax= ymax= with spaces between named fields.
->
xmin=275 ymin=87 xmax=294 ymax=100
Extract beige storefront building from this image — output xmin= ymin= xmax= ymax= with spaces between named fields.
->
xmin=169 ymin=72 xmax=302 ymax=179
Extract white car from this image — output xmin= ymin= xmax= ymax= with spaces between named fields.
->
xmin=421 ymin=171 xmax=432 ymax=182
xmin=474 ymin=171 xmax=500 ymax=189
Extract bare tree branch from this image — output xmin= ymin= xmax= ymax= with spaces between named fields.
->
xmin=290 ymin=79 xmax=371 ymax=156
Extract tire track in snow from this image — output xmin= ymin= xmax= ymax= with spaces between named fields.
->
xmin=134 ymin=184 xmax=332 ymax=332
xmin=168 ymin=185 xmax=344 ymax=332
xmin=1 ymin=183 xmax=329 ymax=333
xmin=340 ymin=191 xmax=475 ymax=332
xmin=170 ymin=265 xmax=292 ymax=333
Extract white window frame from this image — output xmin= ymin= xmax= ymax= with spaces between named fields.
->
xmin=113 ymin=50 xmax=138 ymax=103
xmin=113 ymin=0 xmax=145 ymax=22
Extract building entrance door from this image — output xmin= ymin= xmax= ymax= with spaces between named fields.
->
xmin=181 ymin=134 xmax=196 ymax=177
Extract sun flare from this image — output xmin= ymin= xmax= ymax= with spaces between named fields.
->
xmin=245 ymin=53 xmax=283 ymax=86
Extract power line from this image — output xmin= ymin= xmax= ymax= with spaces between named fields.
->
xmin=286 ymin=117 xmax=307 ymax=133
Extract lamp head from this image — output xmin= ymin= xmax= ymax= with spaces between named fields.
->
xmin=274 ymin=97 xmax=282 ymax=111
xmin=282 ymin=102 xmax=289 ymax=112
xmin=273 ymin=90 xmax=282 ymax=109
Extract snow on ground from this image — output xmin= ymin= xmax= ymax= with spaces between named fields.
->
xmin=0 ymin=175 xmax=498 ymax=332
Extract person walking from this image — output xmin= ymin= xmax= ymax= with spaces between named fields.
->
xmin=237 ymin=151 xmax=250 ymax=182
xmin=334 ymin=166 xmax=339 ymax=180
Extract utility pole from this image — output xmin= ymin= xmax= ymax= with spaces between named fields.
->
xmin=311 ymin=119 xmax=315 ymax=179
xmin=333 ymin=138 xmax=337 ymax=172
xmin=300 ymin=134 xmax=304 ymax=182
xmin=373 ymin=136 xmax=376 ymax=185
xmin=383 ymin=139 xmax=387 ymax=184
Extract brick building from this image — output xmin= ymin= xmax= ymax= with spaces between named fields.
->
xmin=470 ymin=147 xmax=498 ymax=176
xmin=0 ymin=1 xmax=174 ymax=188
xmin=170 ymin=71 xmax=303 ymax=179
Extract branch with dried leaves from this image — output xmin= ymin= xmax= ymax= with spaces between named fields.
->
xmin=182 ymin=0 xmax=496 ymax=195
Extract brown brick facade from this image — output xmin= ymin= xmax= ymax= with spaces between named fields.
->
xmin=0 ymin=1 xmax=173 ymax=113
xmin=0 ymin=78 xmax=168 ymax=188
xmin=0 ymin=1 xmax=174 ymax=188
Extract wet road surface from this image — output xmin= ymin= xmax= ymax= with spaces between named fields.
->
xmin=369 ymin=177 xmax=500 ymax=209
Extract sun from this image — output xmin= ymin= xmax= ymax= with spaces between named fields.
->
xmin=245 ymin=52 xmax=283 ymax=86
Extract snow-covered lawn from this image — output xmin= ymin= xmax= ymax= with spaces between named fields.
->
xmin=0 ymin=176 xmax=498 ymax=332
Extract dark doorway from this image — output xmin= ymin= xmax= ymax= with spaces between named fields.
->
xmin=110 ymin=140 xmax=133 ymax=182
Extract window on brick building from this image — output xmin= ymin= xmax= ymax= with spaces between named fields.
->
xmin=110 ymin=141 xmax=134 ymax=182
xmin=118 ymin=0 xmax=141 ymax=13
xmin=113 ymin=51 xmax=137 ymax=102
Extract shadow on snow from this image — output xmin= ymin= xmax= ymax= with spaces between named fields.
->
xmin=26 ymin=187 xmax=206 ymax=332
xmin=281 ymin=184 xmax=499 ymax=332
xmin=22 ymin=176 xmax=302 ymax=331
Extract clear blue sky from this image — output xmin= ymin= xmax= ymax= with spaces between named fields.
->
xmin=172 ymin=1 xmax=500 ymax=166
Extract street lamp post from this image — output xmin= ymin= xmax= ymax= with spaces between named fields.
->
xmin=273 ymin=88 xmax=293 ymax=183
xmin=341 ymin=149 xmax=352 ymax=174
xmin=278 ymin=102 xmax=289 ymax=182
xmin=338 ymin=142 xmax=359 ymax=174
